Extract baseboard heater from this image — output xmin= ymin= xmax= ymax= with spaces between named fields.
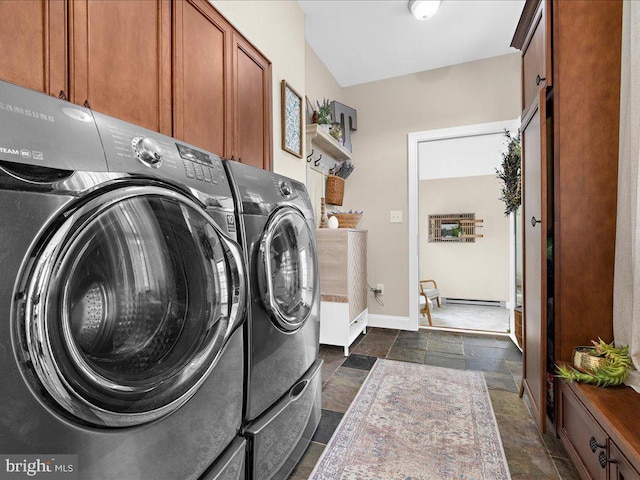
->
xmin=443 ymin=298 xmax=504 ymax=308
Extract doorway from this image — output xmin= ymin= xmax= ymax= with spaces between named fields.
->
xmin=408 ymin=120 xmax=520 ymax=339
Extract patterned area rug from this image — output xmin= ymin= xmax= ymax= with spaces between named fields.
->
xmin=310 ymin=359 xmax=511 ymax=480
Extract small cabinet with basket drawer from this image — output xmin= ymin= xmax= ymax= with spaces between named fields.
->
xmin=559 ymin=380 xmax=640 ymax=480
xmin=316 ymin=228 xmax=368 ymax=356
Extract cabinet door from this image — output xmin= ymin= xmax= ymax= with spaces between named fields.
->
xmin=173 ymin=0 xmax=231 ymax=156
xmin=232 ymin=32 xmax=272 ymax=170
xmin=521 ymin=0 xmax=552 ymax=114
xmin=522 ymin=89 xmax=548 ymax=433
xmin=0 ymin=0 xmax=66 ymax=96
xmin=69 ymin=0 xmax=171 ymax=134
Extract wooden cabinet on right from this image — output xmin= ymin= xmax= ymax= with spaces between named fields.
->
xmin=512 ymin=0 xmax=622 ymax=434
xmin=559 ymin=381 xmax=640 ymax=480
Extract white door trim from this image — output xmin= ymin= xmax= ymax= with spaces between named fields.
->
xmin=407 ymin=119 xmax=520 ymax=331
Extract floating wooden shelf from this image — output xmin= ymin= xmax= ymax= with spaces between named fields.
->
xmin=306 ymin=124 xmax=351 ymax=161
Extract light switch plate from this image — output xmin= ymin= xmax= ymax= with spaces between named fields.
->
xmin=390 ymin=210 xmax=403 ymax=223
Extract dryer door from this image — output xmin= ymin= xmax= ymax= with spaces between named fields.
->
xmin=15 ymin=185 xmax=245 ymax=427
xmin=258 ymin=206 xmax=318 ymax=332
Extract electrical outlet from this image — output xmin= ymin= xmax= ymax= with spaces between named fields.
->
xmin=390 ymin=211 xmax=402 ymax=223
xmin=376 ymin=284 xmax=384 ymax=295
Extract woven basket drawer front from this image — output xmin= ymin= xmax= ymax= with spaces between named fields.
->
xmin=317 ymin=229 xmax=349 ymax=298
xmin=316 ymin=229 xmax=367 ymax=321
xmin=348 ymin=231 xmax=367 ymax=322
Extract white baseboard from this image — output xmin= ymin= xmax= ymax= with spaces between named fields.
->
xmin=367 ymin=314 xmax=416 ymax=331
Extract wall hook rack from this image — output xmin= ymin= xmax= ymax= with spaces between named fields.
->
xmin=314 ymin=154 xmax=322 ymax=166
xmin=306 ymin=149 xmax=314 ymax=162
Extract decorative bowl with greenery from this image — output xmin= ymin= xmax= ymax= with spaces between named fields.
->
xmin=556 ymin=339 xmax=633 ymax=387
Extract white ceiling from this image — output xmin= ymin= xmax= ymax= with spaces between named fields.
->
xmin=299 ymin=0 xmax=526 ymax=87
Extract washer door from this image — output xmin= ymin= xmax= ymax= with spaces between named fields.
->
xmin=258 ymin=206 xmax=317 ymax=332
xmin=16 ymin=185 xmax=245 ymax=427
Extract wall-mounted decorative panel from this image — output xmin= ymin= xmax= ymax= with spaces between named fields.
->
xmin=428 ymin=213 xmax=483 ymax=243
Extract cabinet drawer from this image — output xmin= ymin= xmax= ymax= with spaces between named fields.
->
xmin=609 ymin=443 xmax=640 ymax=480
xmin=522 ymin=1 xmax=548 ymax=111
xmin=560 ymin=382 xmax=608 ymax=479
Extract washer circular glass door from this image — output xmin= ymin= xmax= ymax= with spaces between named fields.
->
xmin=16 ymin=185 xmax=245 ymax=427
xmin=258 ymin=207 xmax=317 ymax=332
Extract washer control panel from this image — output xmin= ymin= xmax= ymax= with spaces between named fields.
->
xmin=93 ymin=110 xmax=229 ymax=193
xmin=176 ymin=143 xmax=223 ymax=185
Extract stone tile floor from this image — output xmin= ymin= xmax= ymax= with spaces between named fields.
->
xmin=287 ymin=328 xmax=581 ymax=480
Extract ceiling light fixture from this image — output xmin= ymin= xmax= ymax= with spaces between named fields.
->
xmin=408 ymin=0 xmax=441 ymax=21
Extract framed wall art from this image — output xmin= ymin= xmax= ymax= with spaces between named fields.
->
xmin=281 ymin=80 xmax=303 ymax=158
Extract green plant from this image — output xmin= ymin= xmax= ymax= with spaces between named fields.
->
xmin=495 ymin=130 xmax=521 ymax=216
xmin=556 ymin=339 xmax=633 ymax=387
xmin=316 ymin=98 xmax=332 ymax=125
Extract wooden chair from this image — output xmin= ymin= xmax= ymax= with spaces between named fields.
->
xmin=419 ymin=279 xmax=441 ymax=326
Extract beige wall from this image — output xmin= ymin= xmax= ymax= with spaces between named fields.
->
xmin=211 ymin=1 xmax=307 ymax=181
xmin=305 ymin=42 xmax=345 ymax=107
xmin=343 ymin=53 xmax=521 ymax=318
xmin=420 ymin=176 xmax=510 ymax=302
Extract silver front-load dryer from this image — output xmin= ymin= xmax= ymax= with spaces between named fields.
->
xmin=224 ymin=161 xmax=322 ymax=480
xmin=0 ymin=80 xmax=247 ymax=480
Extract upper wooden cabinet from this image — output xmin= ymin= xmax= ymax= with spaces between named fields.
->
xmin=513 ymin=0 xmax=553 ymax=115
xmin=69 ymin=0 xmax=172 ymax=134
xmin=0 ymin=0 xmax=273 ymax=170
xmin=232 ymin=33 xmax=272 ymax=171
xmin=173 ymin=0 xmax=231 ymax=157
xmin=0 ymin=0 xmax=67 ymax=97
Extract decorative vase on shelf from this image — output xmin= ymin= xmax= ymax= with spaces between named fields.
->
xmin=319 ymin=123 xmax=331 ymax=133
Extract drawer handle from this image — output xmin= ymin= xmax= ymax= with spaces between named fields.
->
xmin=536 ymin=74 xmax=546 ymax=86
xmin=599 ymin=452 xmax=607 ymax=469
xmin=531 ymin=216 xmax=541 ymax=227
xmin=598 ymin=451 xmax=618 ymax=469
xmin=589 ymin=436 xmax=606 ymax=453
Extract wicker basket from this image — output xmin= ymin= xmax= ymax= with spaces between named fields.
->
xmin=573 ymin=346 xmax=609 ymax=373
xmin=326 ymin=175 xmax=345 ymax=206
xmin=330 ymin=213 xmax=362 ymax=229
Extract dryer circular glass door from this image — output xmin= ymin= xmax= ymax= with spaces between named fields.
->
xmin=15 ymin=185 xmax=245 ymax=427
xmin=258 ymin=206 xmax=317 ymax=332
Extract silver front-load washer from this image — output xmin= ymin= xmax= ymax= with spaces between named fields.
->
xmin=0 ymin=79 xmax=247 ymax=480
xmin=224 ymin=160 xmax=322 ymax=480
